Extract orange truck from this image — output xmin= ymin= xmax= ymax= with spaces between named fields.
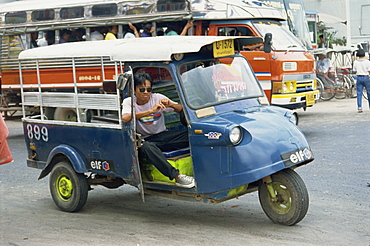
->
xmin=190 ymin=0 xmax=318 ymax=110
xmin=0 ymin=0 xmax=318 ymax=119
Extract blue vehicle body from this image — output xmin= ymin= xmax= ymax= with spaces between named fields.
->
xmin=24 ymin=58 xmax=312 ymax=201
xmin=20 ymin=37 xmax=313 ymax=223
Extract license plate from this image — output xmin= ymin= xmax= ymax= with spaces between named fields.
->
xmin=213 ymin=39 xmax=234 ymax=58
xmin=306 ymin=92 xmax=315 ymax=106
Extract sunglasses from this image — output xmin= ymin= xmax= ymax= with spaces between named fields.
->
xmin=138 ymin=86 xmax=152 ymax=93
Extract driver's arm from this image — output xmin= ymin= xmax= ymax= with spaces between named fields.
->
xmin=122 ymin=110 xmax=155 ymax=123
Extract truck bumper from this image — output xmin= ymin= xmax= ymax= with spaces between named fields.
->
xmin=271 ymin=90 xmax=319 ymax=109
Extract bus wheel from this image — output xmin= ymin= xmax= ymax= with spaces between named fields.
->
xmin=54 ymin=108 xmax=78 ymax=121
xmin=49 ymin=161 xmax=89 ymax=212
xmin=258 ymin=169 xmax=309 ymax=226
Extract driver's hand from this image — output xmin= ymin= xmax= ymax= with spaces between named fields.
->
xmin=152 ymin=102 xmax=166 ymax=113
xmin=160 ymin=98 xmax=172 ymax=108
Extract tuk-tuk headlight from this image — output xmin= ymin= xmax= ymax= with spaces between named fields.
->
xmin=229 ymin=127 xmax=242 ymax=145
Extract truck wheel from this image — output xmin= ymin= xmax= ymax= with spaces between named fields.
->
xmin=258 ymin=169 xmax=309 ymax=226
xmin=49 ymin=161 xmax=89 ymax=212
xmin=290 ymin=112 xmax=299 ymax=125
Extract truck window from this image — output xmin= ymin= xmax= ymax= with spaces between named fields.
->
xmin=217 ymin=26 xmax=254 ymax=37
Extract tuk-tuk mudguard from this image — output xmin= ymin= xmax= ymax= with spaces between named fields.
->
xmin=38 ymin=144 xmax=87 ymax=180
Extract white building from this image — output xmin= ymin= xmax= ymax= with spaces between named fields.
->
xmin=303 ymin=0 xmax=370 ymax=48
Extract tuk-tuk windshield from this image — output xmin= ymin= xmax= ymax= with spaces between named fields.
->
xmin=179 ymin=56 xmax=263 ymax=109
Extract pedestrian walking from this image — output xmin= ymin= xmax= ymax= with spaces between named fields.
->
xmin=353 ymin=49 xmax=370 ymax=113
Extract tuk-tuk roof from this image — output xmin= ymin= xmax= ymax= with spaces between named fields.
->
xmin=18 ymin=36 xmax=262 ymax=62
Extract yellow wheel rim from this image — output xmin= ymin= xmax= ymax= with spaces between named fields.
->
xmin=56 ymin=174 xmax=73 ymax=201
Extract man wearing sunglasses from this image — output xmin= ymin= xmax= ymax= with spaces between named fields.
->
xmin=122 ymin=72 xmax=195 ymax=188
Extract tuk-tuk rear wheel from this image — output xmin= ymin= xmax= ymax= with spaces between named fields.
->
xmin=49 ymin=161 xmax=89 ymax=212
xmin=258 ymin=169 xmax=309 ymax=226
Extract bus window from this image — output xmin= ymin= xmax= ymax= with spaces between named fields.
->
xmin=157 ymin=0 xmax=187 ymax=12
xmin=32 ymin=9 xmax=55 ymax=22
xmin=68 ymin=28 xmax=85 ymax=42
xmin=8 ymin=36 xmax=24 ymax=57
xmin=125 ymin=4 xmax=153 ymax=15
xmin=5 ymin=12 xmax=27 ymax=24
xmin=92 ymin=4 xmax=118 ymax=17
xmin=60 ymin=7 xmax=84 ymax=19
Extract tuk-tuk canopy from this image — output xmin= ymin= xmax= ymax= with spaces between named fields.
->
xmin=18 ymin=36 xmax=263 ymax=62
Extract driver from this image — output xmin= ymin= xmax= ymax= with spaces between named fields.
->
xmin=121 ymin=72 xmax=195 ymax=188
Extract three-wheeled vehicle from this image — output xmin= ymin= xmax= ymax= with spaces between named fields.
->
xmin=20 ymin=36 xmax=313 ymax=225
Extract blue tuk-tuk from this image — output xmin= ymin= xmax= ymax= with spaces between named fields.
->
xmin=20 ymin=36 xmax=313 ymax=225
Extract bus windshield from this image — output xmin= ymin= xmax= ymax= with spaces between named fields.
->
xmin=253 ymin=21 xmax=306 ymax=51
xmin=179 ymin=56 xmax=263 ymax=109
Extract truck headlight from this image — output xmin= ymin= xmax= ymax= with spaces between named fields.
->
xmin=229 ymin=126 xmax=242 ymax=145
xmin=283 ymin=83 xmax=288 ymax=92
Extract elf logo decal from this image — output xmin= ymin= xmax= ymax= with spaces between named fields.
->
xmin=87 ymin=158 xmax=114 ymax=171
xmin=204 ymin=132 xmax=222 ymax=139
xmin=290 ymin=148 xmax=312 ymax=163
xmin=281 ymin=148 xmax=313 ymax=167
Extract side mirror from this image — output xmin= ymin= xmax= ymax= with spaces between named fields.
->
xmin=116 ymin=71 xmax=132 ymax=90
xmin=264 ymin=33 xmax=272 ymax=53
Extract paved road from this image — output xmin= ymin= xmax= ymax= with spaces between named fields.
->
xmin=1 ymin=98 xmax=369 ymax=246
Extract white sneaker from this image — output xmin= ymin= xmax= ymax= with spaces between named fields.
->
xmin=176 ymin=174 xmax=195 ymax=188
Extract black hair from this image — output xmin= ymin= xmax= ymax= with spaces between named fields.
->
xmin=46 ymin=30 xmax=55 ymax=45
xmin=142 ymin=23 xmax=152 ymax=35
xmin=61 ymin=29 xmax=72 ymax=36
xmin=134 ymin=72 xmax=152 ymax=88
xmin=165 ymin=23 xmax=179 ymax=35
xmin=124 ymin=23 xmax=138 ymax=34
xmin=357 ymin=49 xmax=365 ymax=57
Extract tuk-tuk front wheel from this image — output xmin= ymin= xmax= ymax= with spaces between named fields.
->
xmin=49 ymin=161 xmax=89 ymax=212
xmin=258 ymin=169 xmax=309 ymax=226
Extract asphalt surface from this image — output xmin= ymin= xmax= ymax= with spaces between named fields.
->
xmin=0 ymin=97 xmax=369 ymax=246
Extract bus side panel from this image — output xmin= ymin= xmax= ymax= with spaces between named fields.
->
xmin=2 ymin=67 xmax=116 ymax=91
